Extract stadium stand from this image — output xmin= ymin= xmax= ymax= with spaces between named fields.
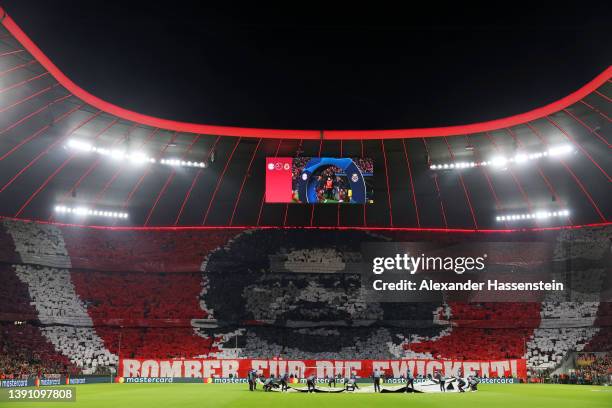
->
xmin=527 ymin=328 xmax=599 ymax=370
xmin=60 ymin=228 xmax=236 ymax=273
xmin=585 ymin=302 xmax=612 ymax=352
xmin=0 ymin=219 xmax=610 ymax=377
xmin=0 ymin=265 xmax=73 ymax=378
xmin=0 ymin=224 xmax=19 ymax=264
xmin=574 ymin=352 xmax=612 ymax=384
xmin=0 ymin=323 xmax=73 ymax=379
xmin=3 ymin=220 xmax=72 ymax=269
xmin=12 ymin=264 xmax=117 ymax=374
xmin=70 ymin=270 xmax=208 ymax=322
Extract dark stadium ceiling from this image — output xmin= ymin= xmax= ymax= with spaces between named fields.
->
xmin=0 ymin=8 xmax=610 ymax=230
xmin=2 ymin=2 xmax=611 ymax=131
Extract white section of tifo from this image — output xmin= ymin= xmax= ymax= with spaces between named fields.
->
xmin=12 ymin=264 xmax=117 ymax=374
xmin=13 ymin=265 xmax=90 ymax=325
xmin=3 ymin=220 xmax=71 ymax=268
xmin=525 ymin=229 xmax=606 ymax=371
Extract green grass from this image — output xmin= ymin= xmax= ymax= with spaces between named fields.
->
xmin=2 ymin=383 xmax=612 ymax=408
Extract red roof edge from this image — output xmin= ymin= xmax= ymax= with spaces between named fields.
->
xmin=1 ymin=7 xmax=610 ymax=140
xmin=1 ymin=216 xmax=610 ymax=233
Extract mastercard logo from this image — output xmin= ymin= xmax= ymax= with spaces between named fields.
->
xmin=204 ymin=377 xmax=213 ymax=384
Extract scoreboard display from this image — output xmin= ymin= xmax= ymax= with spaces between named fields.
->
xmin=265 ymin=157 xmax=374 ymax=204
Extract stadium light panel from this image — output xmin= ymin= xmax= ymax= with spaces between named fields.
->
xmin=160 ymin=158 xmax=207 ymax=168
xmin=67 ymin=139 xmax=93 ymax=152
xmin=67 ymin=139 xmax=155 ymax=166
xmin=514 ymin=153 xmax=528 ymax=164
xmin=491 ymin=156 xmax=508 ymax=168
xmin=429 ymin=144 xmax=573 ymax=171
xmin=110 ymin=149 xmax=125 ymax=160
xmin=54 ymin=205 xmax=128 ymax=219
xmin=495 ymin=209 xmax=570 ymax=222
xmin=548 ymin=144 xmax=573 ymax=156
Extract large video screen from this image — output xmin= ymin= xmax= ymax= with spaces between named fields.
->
xmin=265 ymin=157 xmax=374 ymax=204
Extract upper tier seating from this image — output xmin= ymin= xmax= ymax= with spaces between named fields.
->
xmin=3 ymin=220 xmax=71 ymax=268
xmin=60 ymin=228 xmax=236 ymax=272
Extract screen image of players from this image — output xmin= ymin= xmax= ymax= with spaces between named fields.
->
xmin=290 ymin=157 xmax=374 ymax=204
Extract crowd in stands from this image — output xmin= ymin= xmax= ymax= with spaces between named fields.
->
xmin=14 ymin=265 xmax=92 ymax=326
xmin=354 ymin=158 xmax=374 ymax=173
xmin=242 ymin=275 xmax=383 ymax=322
xmin=553 ymin=226 xmax=611 ymax=261
xmin=282 ymin=248 xmax=348 ymax=273
xmin=405 ymin=327 xmax=532 ymax=360
xmin=290 ymin=157 xmax=373 ymax=180
xmin=281 ymin=248 xmax=361 ymax=264
xmin=71 ymin=270 xmax=207 ymax=322
xmin=3 ymin=220 xmax=71 ymax=268
xmin=540 ymin=302 xmax=600 ymax=323
xmin=0 ymin=323 xmax=72 ymax=379
xmin=0 ymin=224 xmax=19 ymax=263
xmin=41 ymin=326 xmax=117 ymax=375
xmin=285 ymin=248 xmax=340 ymax=263
xmin=0 ymin=220 xmax=610 ymax=379
xmin=291 ymin=157 xmax=309 ymax=182
xmin=0 ymin=263 xmax=75 ymax=378
xmin=95 ymin=327 xmax=216 ymax=360
xmin=575 ymin=352 xmax=612 ymax=378
xmin=0 ymin=265 xmax=37 ymax=320
xmin=527 ymin=328 xmax=598 ymax=370
xmin=444 ymin=302 xmax=540 ymax=325
xmin=586 ymin=326 xmax=612 ymax=352
xmin=61 ymin=228 xmax=235 ymax=272
xmin=234 ymin=326 xmax=417 ymax=360
xmin=11 ymin=264 xmax=117 ymax=374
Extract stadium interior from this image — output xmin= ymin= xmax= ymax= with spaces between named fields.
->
xmin=0 ymin=4 xmax=611 ymax=400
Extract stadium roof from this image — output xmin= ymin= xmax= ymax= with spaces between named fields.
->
xmin=0 ymin=7 xmax=610 ymax=230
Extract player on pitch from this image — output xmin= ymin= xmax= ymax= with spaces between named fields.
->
xmin=247 ymin=369 xmax=256 ymax=391
xmin=373 ymin=368 xmax=382 ymax=392
xmin=327 ymin=374 xmax=336 ymax=387
xmin=280 ymin=372 xmax=289 ymax=392
xmin=306 ymin=374 xmax=316 ymax=393
xmin=405 ymin=369 xmax=414 ymax=392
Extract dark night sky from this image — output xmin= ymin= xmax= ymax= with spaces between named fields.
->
xmin=2 ymin=1 xmax=611 ymax=130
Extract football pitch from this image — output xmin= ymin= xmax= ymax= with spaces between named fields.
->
xmin=5 ymin=384 xmax=612 ymax=408
xmin=2 ymin=383 xmax=611 ymax=408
